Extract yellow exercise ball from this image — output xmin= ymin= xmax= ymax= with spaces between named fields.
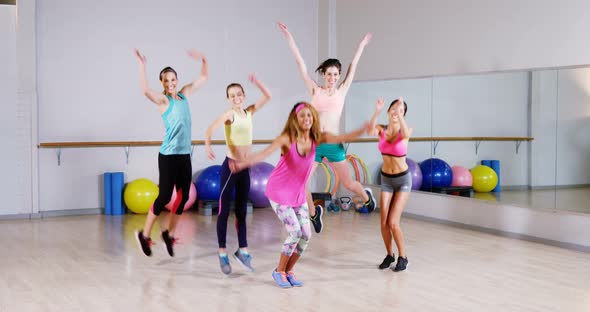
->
xmin=124 ymin=178 xmax=159 ymax=214
xmin=470 ymin=165 xmax=498 ymax=193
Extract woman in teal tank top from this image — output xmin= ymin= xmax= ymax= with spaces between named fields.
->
xmin=133 ymin=49 xmax=208 ymax=258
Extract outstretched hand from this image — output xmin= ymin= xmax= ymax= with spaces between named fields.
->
xmin=134 ymin=49 xmax=147 ymax=65
xmin=397 ymin=97 xmax=405 ymax=116
xmin=277 ymin=22 xmax=291 ymax=38
xmin=228 ymin=159 xmax=248 ymax=173
xmin=376 ymin=98 xmax=385 ymax=112
xmin=360 ymin=32 xmax=372 ymax=47
xmin=187 ymin=49 xmax=206 ymax=62
xmin=248 ymin=73 xmax=259 ymax=84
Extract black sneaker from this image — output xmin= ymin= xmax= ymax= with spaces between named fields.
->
xmin=364 ymin=188 xmax=376 ymax=213
xmin=135 ymin=230 xmax=153 ymax=257
xmin=378 ymin=254 xmax=395 ymax=270
xmin=393 ymin=256 xmax=408 ymax=272
xmin=161 ymin=230 xmax=177 ymax=257
xmin=310 ymin=205 xmax=324 ymax=233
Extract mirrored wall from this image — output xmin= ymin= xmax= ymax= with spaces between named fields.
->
xmin=343 ymin=66 xmax=590 ymax=214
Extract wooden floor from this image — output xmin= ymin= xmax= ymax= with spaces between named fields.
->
xmin=1 ymin=208 xmax=589 ymax=312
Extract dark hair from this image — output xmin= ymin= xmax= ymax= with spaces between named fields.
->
xmin=226 ymin=83 xmax=245 ymax=98
xmin=159 ymin=67 xmax=177 ymax=81
xmin=315 ymin=58 xmax=342 ymax=75
xmin=388 ymin=99 xmax=408 ymax=116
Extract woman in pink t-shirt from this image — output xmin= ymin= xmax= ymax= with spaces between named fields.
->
xmin=231 ymin=102 xmax=369 ymax=288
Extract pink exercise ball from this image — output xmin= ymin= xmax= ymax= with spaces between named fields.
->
xmin=451 ymin=166 xmax=472 ymax=187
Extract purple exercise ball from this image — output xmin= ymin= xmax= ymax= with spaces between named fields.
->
xmin=406 ymin=158 xmax=423 ymax=190
xmin=248 ymin=162 xmax=275 ymax=207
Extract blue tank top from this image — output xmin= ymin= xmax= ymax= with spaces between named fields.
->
xmin=160 ymin=93 xmax=192 ymax=155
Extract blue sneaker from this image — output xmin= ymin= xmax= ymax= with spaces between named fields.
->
xmin=272 ymin=270 xmax=292 ymax=288
xmin=219 ymin=254 xmax=232 ymax=275
xmin=286 ymin=271 xmax=303 ymax=287
xmin=233 ymin=249 xmax=254 ymax=272
xmin=357 ymin=206 xmax=369 ymax=214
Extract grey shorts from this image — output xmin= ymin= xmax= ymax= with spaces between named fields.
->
xmin=381 ymin=170 xmax=412 ymax=193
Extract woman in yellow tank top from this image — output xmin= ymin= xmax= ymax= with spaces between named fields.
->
xmin=205 ymin=74 xmax=271 ymax=275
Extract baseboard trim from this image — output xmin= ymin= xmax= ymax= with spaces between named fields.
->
xmin=0 ymin=208 xmax=103 ymax=220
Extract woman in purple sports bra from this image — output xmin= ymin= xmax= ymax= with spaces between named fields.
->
xmin=231 ymin=102 xmax=370 ymax=288
xmin=278 ymin=22 xmax=375 ymax=235
xmin=368 ymin=98 xmax=412 ymax=272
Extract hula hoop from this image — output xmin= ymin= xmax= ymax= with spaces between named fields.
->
xmin=323 ymin=158 xmax=340 ymax=196
xmin=346 ymin=155 xmax=362 ymax=183
xmin=356 ymin=155 xmax=371 ymax=184
xmin=347 ymin=154 xmax=371 ymax=184
xmin=317 ymin=162 xmax=332 ymax=194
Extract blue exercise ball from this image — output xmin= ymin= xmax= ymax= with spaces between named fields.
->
xmin=195 ymin=165 xmax=236 ymax=201
xmin=419 ymin=158 xmax=453 ymax=191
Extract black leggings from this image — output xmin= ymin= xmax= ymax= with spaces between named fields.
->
xmin=152 ymin=153 xmax=192 ymax=216
xmin=217 ymin=157 xmax=250 ymax=248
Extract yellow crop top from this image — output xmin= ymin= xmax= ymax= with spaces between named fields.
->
xmin=224 ymin=110 xmax=253 ymax=146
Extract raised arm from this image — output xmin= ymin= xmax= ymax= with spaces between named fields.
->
xmin=339 ymin=33 xmax=372 ymax=96
xmin=245 ymin=74 xmax=272 ymax=114
xmin=396 ymin=97 xmax=413 ymax=139
xmin=321 ymin=122 xmax=370 ymax=144
xmin=231 ymin=134 xmax=290 ymax=172
xmin=134 ymin=49 xmax=167 ymax=106
xmin=278 ymin=22 xmax=318 ymax=97
xmin=368 ymin=98 xmax=385 ymax=136
xmin=180 ymin=49 xmax=208 ymax=97
xmin=205 ymin=110 xmax=233 ymax=160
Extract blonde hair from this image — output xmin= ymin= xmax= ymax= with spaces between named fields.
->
xmin=281 ymin=102 xmax=321 ymax=144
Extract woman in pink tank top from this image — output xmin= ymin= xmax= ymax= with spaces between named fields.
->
xmin=231 ymin=102 xmax=370 ymax=288
xmin=368 ymin=98 xmax=413 ymax=272
xmin=277 ymin=21 xmax=375 ymax=235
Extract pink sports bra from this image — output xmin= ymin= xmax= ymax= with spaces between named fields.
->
xmin=378 ymin=127 xmax=407 ymax=157
xmin=311 ymin=89 xmax=345 ymax=115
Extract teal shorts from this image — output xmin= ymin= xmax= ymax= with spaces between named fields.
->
xmin=315 ymin=143 xmax=346 ymax=163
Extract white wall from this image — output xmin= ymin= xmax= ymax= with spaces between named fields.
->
xmin=555 ymin=68 xmax=590 ymax=186
xmin=335 ymin=0 xmax=590 ymax=80
xmin=430 ymin=72 xmax=530 ymax=187
xmin=36 ymin=0 xmax=318 ymax=211
xmin=16 ymin=0 xmax=38 ymax=215
xmin=530 ymin=67 xmax=590 ymax=188
xmin=530 ymin=70 xmax=558 ymax=187
xmin=37 ymin=0 xmax=317 ymax=142
xmin=0 ymin=5 xmax=18 ymax=215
